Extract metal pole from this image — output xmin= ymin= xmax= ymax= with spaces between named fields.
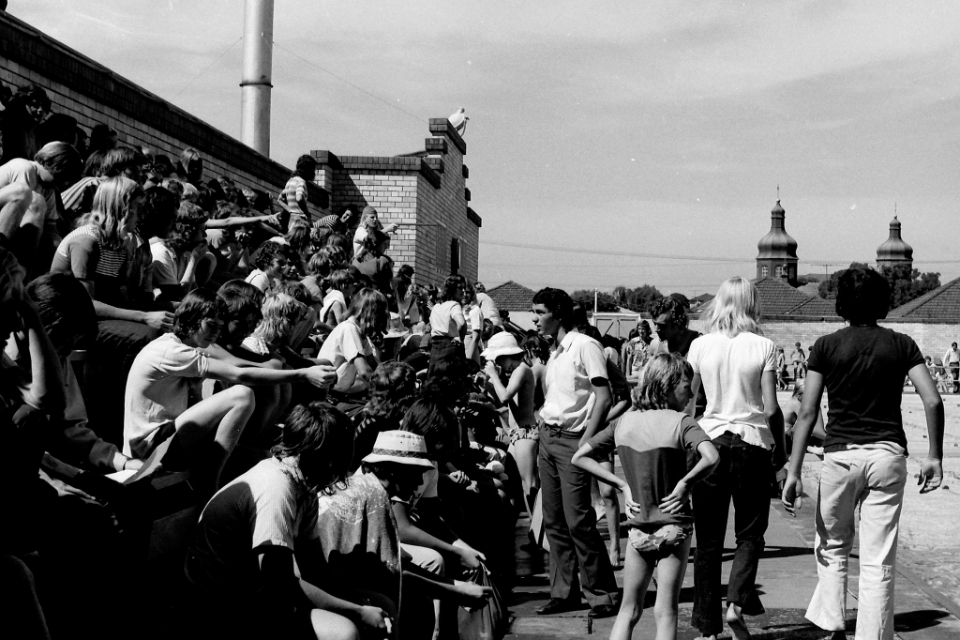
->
xmin=240 ymin=0 xmax=274 ymax=156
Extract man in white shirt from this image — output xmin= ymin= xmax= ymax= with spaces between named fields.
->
xmin=532 ymin=287 xmax=618 ymax=618
xmin=944 ymin=342 xmax=960 ymax=393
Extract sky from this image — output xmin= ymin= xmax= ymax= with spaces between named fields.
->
xmin=12 ymin=0 xmax=960 ymax=297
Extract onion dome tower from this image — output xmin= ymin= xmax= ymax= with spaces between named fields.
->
xmin=876 ymin=216 xmax=913 ymax=269
xmin=756 ymin=200 xmax=798 ymax=282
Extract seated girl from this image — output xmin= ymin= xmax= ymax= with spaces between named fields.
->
xmin=241 ymin=292 xmax=308 ymax=359
xmin=318 ymin=268 xmax=358 ymax=331
xmin=317 ymin=287 xmax=388 ymax=397
xmin=244 ymin=240 xmax=291 ymax=292
xmin=184 ymin=401 xmax=392 ymax=640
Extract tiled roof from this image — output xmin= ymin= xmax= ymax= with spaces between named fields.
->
xmin=888 ymin=277 xmax=960 ymax=320
xmin=754 ymin=277 xmax=838 ymax=318
xmin=486 ymin=280 xmax=537 ymax=312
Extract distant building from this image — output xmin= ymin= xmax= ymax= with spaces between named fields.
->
xmin=485 ymin=280 xmax=538 ymax=331
xmin=756 ymin=200 xmax=798 ymax=283
xmin=876 ymin=216 xmax=913 ymax=269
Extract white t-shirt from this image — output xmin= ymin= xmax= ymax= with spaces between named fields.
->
xmin=318 ymin=317 xmax=373 ymax=387
xmin=123 ymin=333 xmax=209 ymax=457
xmin=244 ymin=268 xmax=271 ymax=292
xmin=687 ymin=331 xmax=777 ymax=449
xmin=320 ymin=289 xmax=346 ymax=325
xmin=0 ymin=158 xmax=58 ymax=221
xmin=476 ymin=291 xmax=499 ymax=323
xmin=429 ymin=300 xmax=465 ymax=338
xmin=149 ymin=237 xmax=179 ymax=288
xmin=185 ymin=457 xmax=319 ymax=593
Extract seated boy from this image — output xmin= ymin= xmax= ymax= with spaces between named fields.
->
xmin=185 ymin=402 xmax=391 ymax=640
xmin=122 ymin=289 xmax=337 ymax=494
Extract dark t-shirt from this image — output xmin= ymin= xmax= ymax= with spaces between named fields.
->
xmin=588 ymin=409 xmax=709 ymax=531
xmin=807 ymin=325 xmax=924 ymax=450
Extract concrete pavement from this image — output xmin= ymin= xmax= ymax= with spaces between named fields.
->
xmin=504 ymin=456 xmax=960 ymax=639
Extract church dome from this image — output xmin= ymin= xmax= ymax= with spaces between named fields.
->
xmin=757 ymin=200 xmax=798 ymax=260
xmin=876 ymin=216 xmax=913 ymax=265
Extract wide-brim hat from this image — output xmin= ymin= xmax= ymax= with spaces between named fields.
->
xmin=481 ymin=331 xmax=524 ymax=361
xmin=362 ymin=430 xmax=434 ymax=468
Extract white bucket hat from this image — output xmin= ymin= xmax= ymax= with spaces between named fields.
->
xmin=481 ymin=331 xmax=524 ymax=362
xmin=362 ymin=430 xmax=434 ymax=468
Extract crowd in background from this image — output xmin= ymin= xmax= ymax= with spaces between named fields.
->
xmin=0 ymin=80 xmax=948 ymax=640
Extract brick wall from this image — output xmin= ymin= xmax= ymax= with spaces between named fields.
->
xmin=0 ymin=12 xmax=326 ymax=213
xmin=757 ymin=318 xmax=960 ymax=359
xmin=312 ymin=119 xmax=480 ymax=287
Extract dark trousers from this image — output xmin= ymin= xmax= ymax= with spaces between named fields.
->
xmin=538 ymin=425 xmax=618 ymax=607
xmin=950 ymin=363 xmax=959 ymax=393
xmin=691 ymin=432 xmax=772 ymax=635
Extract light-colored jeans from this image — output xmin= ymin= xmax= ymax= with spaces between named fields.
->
xmin=806 ymin=446 xmax=907 ymax=640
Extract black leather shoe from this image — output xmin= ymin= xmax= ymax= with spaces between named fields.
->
xmin=536 ymin=598 xmax=581 ymax=615
xmin=588 ymin=603 xmax=620 ymax=619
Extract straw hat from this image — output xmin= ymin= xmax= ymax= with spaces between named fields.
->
xmin=481 ymin=331 xmax=524 ymax=362
xmin=362 ymin=430 xmax=434 ymax=468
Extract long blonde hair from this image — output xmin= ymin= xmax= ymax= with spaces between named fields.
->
xmin=81 ymin=176 xmax=142 ymax=249
xmin=702 ymin=276 xmax=761 ymax=336
xmin=250 ymin=292 xmax=307 ymax=349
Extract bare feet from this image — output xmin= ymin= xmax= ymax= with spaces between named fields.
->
xmin=608 ymin=543 xmax=621 ymax=569
xmin=725 ymin=602 xmax=751 ymax=640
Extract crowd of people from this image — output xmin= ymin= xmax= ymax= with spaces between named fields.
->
xmin=0 ymin=79 xmax=948 ymax=640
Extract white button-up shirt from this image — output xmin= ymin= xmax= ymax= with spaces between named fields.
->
xmin=539 ymin=331 xmax=609 ymax=433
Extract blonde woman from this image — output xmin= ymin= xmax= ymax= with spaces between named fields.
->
xmin=241 ymin=292 xmax=308 ymax=357
xmin=686 ymin=276 xmax=786 ymax=640
xmin=51 ymin=176 xmax=173 ymax=331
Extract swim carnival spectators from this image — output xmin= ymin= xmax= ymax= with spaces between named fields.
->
xmin=0 ymin=75 xmax=945 ymax=640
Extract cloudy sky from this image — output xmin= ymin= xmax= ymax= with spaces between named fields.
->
xmin=13 ymin=1 xmax=960 ymax=296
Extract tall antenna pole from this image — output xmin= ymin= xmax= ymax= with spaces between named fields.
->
xmin=240 ymin=0 xmax=274 ymax=156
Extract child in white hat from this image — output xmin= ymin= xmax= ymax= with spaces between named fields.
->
xmin=482 ymin=331 xmax=539 ymax=502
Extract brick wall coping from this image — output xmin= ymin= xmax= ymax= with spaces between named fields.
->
xmin=310 ymin=149 xmax=441 ymax=188
xmin=0 ymin=11 xmax=328 ymax=203
xmin=428 ymin=118 xmax=467 ymax=155
xmin=467 ymin=207 xmax=482 ymax=228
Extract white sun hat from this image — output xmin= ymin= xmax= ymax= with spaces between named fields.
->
xmin=481 ymin=331 xmax=524 ymax=362
xmin=362 ymin=430 xmax=434 ymax=468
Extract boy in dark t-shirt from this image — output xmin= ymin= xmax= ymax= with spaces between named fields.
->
xmin=782 ymin=268 xmax=943 ymax=640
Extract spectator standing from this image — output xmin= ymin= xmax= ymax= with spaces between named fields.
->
xmin=429 ymin=274 xmax=467 ymax=365
xmin=474 ymin=281 xmax=502 ymax=328
xmin=783 ymin=268 xmax=944 ymax=640
xmin=531 ymin=287 xmax=619 ymax=618
xmin=687 ymin=277 xmax=786 ymax=640
xmin=282 ymin=154 xmax=317 ymax=218
xmin=789 ymin=341 xmax=807 ymax=381
xmin=943 ymin=341 xmax=960 ymax=393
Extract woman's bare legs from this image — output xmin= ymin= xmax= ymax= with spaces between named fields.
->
xmin=510 ymin=437 xmax=539 ymax=501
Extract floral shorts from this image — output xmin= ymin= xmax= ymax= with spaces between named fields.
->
xmin=508 ymin=424 xmax=539 ymax=445
xmin=628 ymin=524 xmax=692 ymax=557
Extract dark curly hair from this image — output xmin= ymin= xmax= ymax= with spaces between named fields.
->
xmin=137 ymin=186 xmax=178 ymax=239
xmin=650 ymin=296 xmax=689 ymax=329
xmin=173 ymin=289 xmax=226 ymax=340
xmin=836 ymin=267 xmax=889 ymax=323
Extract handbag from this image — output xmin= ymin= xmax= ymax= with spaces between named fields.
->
xmin=457 ymin=561 xmax=506 ymax=640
